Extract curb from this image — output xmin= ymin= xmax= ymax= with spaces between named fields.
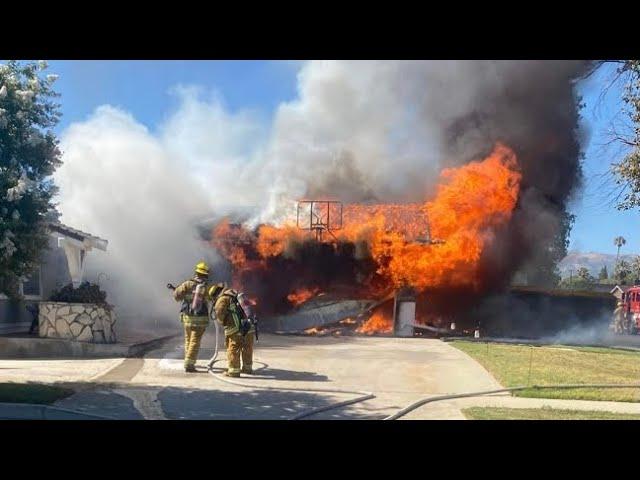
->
xmin=0 ymin=402 xmax=114 ymax=420
xmin=0 ymin=333 xmax=179 ymax=359
xmin=125 ymin=334 xmax=180 ymax=358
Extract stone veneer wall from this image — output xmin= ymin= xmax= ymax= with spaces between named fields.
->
xmin=39 ymin=302 xmax=116 ymax=343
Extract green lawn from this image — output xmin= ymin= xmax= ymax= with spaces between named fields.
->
xmin=463 ymin=406 xmax=640 ymax=420
xmin=0 ymin=383 xmax=74 ymax=405
xmin=451 ymin=341 xmax=640 ymax=402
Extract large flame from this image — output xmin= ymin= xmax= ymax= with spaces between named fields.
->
xmin=345 ymin=142 xmax=521 ymax=290
xmin=356 ymin=310 xmax=393 ymax=335
xmin=211 ymin=143 xmax=522 ymax=319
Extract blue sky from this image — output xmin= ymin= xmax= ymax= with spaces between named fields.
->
xmin=46 ymin=60 xmax=637 ymax=256
xmin=570 ymin=62 xmax=637 ymax=255
xmin=48 ymin=60 xmax=300 ymax=134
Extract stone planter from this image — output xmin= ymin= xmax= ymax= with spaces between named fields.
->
xmin=38 ymin=302 xmax=117 ymax=344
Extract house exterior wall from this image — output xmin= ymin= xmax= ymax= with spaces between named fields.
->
xmin=0 ymin=236 xmax=71 ymax=334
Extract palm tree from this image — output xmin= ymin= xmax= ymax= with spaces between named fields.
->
xmin=614 ymin=236 xmax=627 ymax=263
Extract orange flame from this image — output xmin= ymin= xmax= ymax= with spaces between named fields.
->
xmin=287 ymin=287 xmax=321 ymax=306
xmin=373 ymin=143 xmax=520 ymax=290
xmin=304 ymin=326 xmax=326 ymax=335
xmin=356 ymin=310 xmax=393 ymax=335
xmin=336 ymin=143 xmax=521 ymax=291
xmin=210 ymin=143 xmax=522 ymax=326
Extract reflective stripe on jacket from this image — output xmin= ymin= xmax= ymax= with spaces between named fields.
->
xmin=180 ymin=313 xmax=209 ymax=327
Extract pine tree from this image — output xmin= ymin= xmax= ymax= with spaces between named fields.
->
xmin=0 ymin=61 xmax=61 ymax=298
xmin=599 ymin=265 xmax=608 ymax=281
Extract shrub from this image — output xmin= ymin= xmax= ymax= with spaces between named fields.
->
xmin=49 ymin=282 xmax=109 ymax=307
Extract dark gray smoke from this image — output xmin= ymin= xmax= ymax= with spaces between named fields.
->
xmin=439 ymin=61 xmax=590 ymax=288
xmin=255 ymin=61 xmax=590 ymax=290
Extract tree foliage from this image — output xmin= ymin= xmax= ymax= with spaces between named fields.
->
xmin=527 ymin=210 xmax=575 ymax=287
xmin=576 ymin=266 xmax=595 ymax=284
xmin=0 ymin=60 xmax=61 ymax=298
xmin=632 ymin=256 xmax=640 ymax=283
xmin=614 ymin=259 xmax=632 ymax=285
xmin=609 ymin=60 xmax=640 ymax=210
xmin=560 ymin=265 xmax=596 ymax=289
xmin=614 ymin=235 xmax=626 ymax=257
xmin=599 ymin=264 xmax=608 ymax=280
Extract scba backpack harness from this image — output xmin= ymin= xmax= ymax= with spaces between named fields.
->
xmin=223 ymin=290 xmax=258 ymax=339
xmin=182 ymin=280 xmax=210 ymax=317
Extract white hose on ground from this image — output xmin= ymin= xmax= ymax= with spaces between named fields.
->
xmin=206 ymin=319 xmax=220 ymax=370
xmin=204 ymin=314 xmax=640 ymax=420
xmin=384 ymin=383 xmax=640 ymax=420
xmin=205 ymin=320 xmax=374 ymax=420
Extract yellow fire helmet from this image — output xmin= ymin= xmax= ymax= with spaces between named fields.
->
xmin=208 ymin=282 xmax=227 ymax=299
xmin=195 ymin=261 xmax=210 ymax=277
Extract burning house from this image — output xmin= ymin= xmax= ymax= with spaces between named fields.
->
xmin=201 ymin=61 xmax=593 ymax=339
xmin=49 ymin=61 xmax=592 ymax=339
xmin=207 ymin=144 xmax=522 ymax=335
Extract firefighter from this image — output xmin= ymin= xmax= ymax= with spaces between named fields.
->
xmin=214 ymin=287 xmax=255 ymax=377
xmin=173 ymin=262 xmax=219 ymax=372
xmin=613 ymin=300 xmax=626 ymax=335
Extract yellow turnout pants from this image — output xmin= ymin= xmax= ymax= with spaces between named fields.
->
xmin=184 ymin=325 xmax=207 ymax=367
xmin=226 ymin=332 xmax=255 ymax=374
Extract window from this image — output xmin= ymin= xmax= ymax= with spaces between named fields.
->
xmin=21 ymin=267 xmax=42 ymax=299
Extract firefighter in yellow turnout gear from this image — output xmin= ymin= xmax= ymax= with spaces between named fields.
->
xmin=214 ymin=288 xmax=255 ymax=377
xmin=612 ymin=300 xmax=628 ymax=335
xmin=173 ymin=262 xmax=220 ymax=372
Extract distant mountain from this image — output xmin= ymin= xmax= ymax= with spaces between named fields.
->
xmin=558 ymin=251 xmax=638 ymax=278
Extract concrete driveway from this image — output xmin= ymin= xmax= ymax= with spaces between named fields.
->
xmin=50 ymin=332 xmax=504 ymax=419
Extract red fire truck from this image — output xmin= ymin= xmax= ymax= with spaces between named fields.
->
xmin=613 ymin=285 xmax=640 ymax=334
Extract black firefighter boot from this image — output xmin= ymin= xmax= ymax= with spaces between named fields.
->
xmin=185 ymin=364 xmax=197 ymax=373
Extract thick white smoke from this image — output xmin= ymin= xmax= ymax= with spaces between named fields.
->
xmin=55 ymin=103 xmax=252 ymax=323
xmin=252 ymin=61 xmax=448 ymax=225
xmin=55 ymin=61 xmax=454 ymax=322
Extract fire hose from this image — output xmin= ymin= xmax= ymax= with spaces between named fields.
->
xmin=171 ymin=285 xmax=640 ymax=420
xmin=205 ymin=320 xmax=375 ymax=420
xmin=167 ymin=282 xmax=374 ymax=419
xmin=383 ymin=383 xmax=640 ymax=420
xmin=206 ymin=319 xmax=640 ymax=420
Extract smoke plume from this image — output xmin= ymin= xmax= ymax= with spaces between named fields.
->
xmin=54 ymin=61 xmax=590 ymax=324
